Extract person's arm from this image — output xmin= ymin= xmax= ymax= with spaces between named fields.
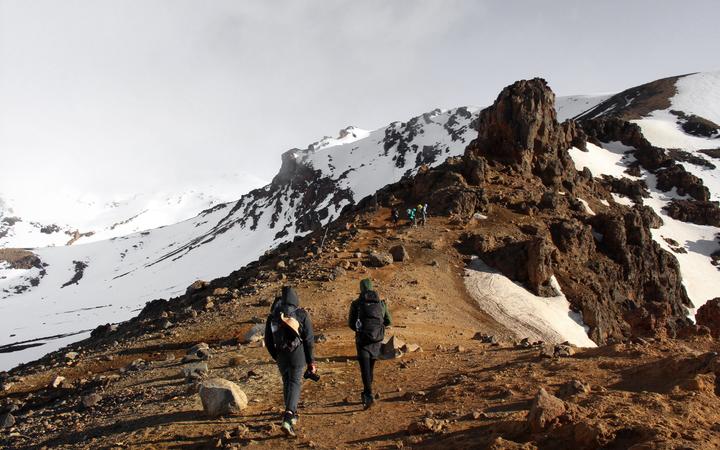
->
xmin=264 ymin=317 xmax=277 ymax=360
xmin=383 ymin=301 xmax=392 ymax=327
xmin=301 ymin=310 xmax=315 ymax=366
xmin=348 ymin=300 xmax=359 ymax=331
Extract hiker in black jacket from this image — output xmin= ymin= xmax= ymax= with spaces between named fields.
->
xmin=264 ymin=286 xmax=316 ymax=437
xmin=348 ymin=278 xmax=392 ymax=409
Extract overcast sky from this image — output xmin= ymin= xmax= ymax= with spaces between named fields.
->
xmin=1 ymin=0 xmax=719 ymax=202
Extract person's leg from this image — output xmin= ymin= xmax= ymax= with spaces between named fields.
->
xmin=369 ymin=357 xmax=376 ymax=387
xmin=277 ymin=360 xmax=289 ymax=410
xmin=284 ymin=364 xmax=304 ymax=414
xmin=358 ymin=351 xmax=373 ymax=397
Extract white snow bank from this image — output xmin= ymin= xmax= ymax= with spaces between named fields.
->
xmin=464 ymin=259 xmax=596 ymax=347
xmin=568 ymin=142 xmax=639 ymax=180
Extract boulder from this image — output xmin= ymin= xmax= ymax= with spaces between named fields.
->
xmin=389 ymin=245 xmax=410 ymax=262
xmin=366 ymin=251 xmax=393 ymax=267
xmin=199 ymin=378 xmax=248 ymax=417
xmin=527 ymin=388 xmax=566 ymax=433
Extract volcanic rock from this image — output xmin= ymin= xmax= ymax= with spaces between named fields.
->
xmin=664 ymin=199 xmax=720 ymax=226
xmin=696 ymin=298 xmax=720 ymax=338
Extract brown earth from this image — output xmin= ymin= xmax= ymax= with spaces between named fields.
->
xmin=1 ymin=211 xmax=719 ymax=450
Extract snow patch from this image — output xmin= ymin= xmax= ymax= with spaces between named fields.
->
xmin=464 ymin=259 xmax=596 ymax=347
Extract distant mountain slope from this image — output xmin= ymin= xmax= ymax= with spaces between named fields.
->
xmin=0 ymin=107 xmax=479 ymax=369
xmin=0 ymin=176 xmax=259 ymax=248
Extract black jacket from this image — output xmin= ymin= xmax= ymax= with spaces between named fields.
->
xmin=264 ymin=287 xmax=315 ymax=366
xmin=348 ymin=290 xmax=392 ymax=358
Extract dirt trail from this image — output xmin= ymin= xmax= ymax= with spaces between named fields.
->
xmin=2 ymin=209 xmax=720 ymax=449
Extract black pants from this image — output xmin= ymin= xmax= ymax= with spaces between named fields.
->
xmin=277 ymin=358 xmax=304 ymax=414
xmin=357 ymin=350 xmax=377 ymax=396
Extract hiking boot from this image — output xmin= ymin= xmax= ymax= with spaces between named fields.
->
xmin=281 ymin=411 xmax=297 ymax=438
xmin=362 ymin=393 xmax=374 ymax=410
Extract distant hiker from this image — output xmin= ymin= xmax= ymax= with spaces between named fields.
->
xmin=348 ymin=278 xmax=392 ymax=409
xmin=265 ymin=286 xmax=317 ymax=437
xmin=420 ymin=203 xmax=428 ymax=226
xmin=407 ymin=208 xmax=417 ymax=227
xmin=391 ymin=208 xmax=400 ymax=226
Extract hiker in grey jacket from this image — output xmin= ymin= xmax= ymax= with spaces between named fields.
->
xmin=265 ymin=286 xmax=316 ymax=437
xmin=348 ymin=278 xmax=392 ymax=409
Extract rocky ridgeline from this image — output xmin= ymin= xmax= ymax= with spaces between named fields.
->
xmin=370 ymin=78 xmax=696 ymax=344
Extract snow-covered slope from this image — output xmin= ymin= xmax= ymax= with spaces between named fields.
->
xmin=555 ymin=94 xmax=614 ymax=122
xmin=0 ymin=174 xmax=260 ymax=248
xmin=568 ymin=70 xmax=720 ymax=314
xmin=0 ymin=107 xmax=479 ymax=370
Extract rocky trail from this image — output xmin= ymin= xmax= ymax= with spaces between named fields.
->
xmin=1 ymin=210 xmax=720 ymax=449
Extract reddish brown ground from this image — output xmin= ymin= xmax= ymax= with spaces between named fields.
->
xmin=2 ymin=210 xmax=719 ymax=449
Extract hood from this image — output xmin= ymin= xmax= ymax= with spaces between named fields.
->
xmin=282 ymin=285 xmax=300 ymax=307
xmin=360 ymin=278 xmax=373 ymax=294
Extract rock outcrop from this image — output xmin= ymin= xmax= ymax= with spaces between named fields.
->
xmin=696 ymin=298 xmax=720 ymax=338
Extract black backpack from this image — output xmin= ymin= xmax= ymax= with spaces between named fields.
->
xmin=269 ymin=304 xmax=302 ymax=354
xmin=357 ymin=291 xmax=385 ymax=345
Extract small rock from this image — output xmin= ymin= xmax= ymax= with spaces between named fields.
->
xmin=454 ymin=345 xmax=466 ymax=353
xmin=558 ymin=380 xmax=590 ymax=397
xmin=367 ymin=251 xmax=393 ymax=267
xmin=183 ymin=343 xmax=211 ymax=362
xmin=229 ymin=357 xmax=243 ymax=367
xmin=64 ymin=351 xmax=79 ymax=361
xmin=401 ymin=343 xmax=421 ymax=353
xmin=213 ymin=287 xmax=229 ymax=296
xmin=183 ymin=362 xmax=209 ymax=381
xmin=240 ymin=324 xmax=265 ymax=344
xmin=528 ymin=388 xmax=566 ymax=433
xmin=81 ymin=393 xmax=102 ymax=408
xmin=554 ymin=343 xmax=576 ymax=357
xmin=389 ymin=245 xmax=410 ymax=262
xmin=50 ymin=376 xmax=66 ymax=388
xmin=199 ymin=378 xmax=248 ymax=417
xmin=381 ymin=336 xmax=405 ymax=359
xmin=276 ymin=260 xmax=286 ymax=270
xmin=407 ymin=417 xmax=445 ymax=435
xmin=0 ymin=412 xmax=15 ymax=428
xmin=314 ymin=334 xmax=328 ymax=344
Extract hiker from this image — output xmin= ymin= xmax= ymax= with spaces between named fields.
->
xmin=420 ymin=203 xmax=428 ymax=226
xmin=264 ymin=286 xmax=316 ymax=437
xmin=391 ymin=207 xmax=399 ymax=226
xmin=407 ymin=207 xmax=416 ymax=227
xmin=348 ymin=278 xmax=392 ymax=409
